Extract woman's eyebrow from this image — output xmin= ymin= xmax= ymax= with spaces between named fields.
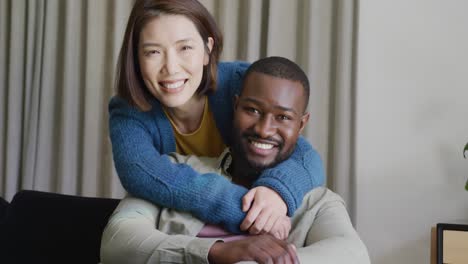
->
xmin=141 ymin=42 xmax=163 ymax=48
xmin=175 ymin=38 xmax=195 ymax=44
xmin=141 ymin=38 xmax=194 ymax=48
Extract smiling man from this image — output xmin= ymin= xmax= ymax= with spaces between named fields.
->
xmin=229 ymin=58 xmax=310 ymax=191
xmin=101 ymin=57 xmax=370 ymax=264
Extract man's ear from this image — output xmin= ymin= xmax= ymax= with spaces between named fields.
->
xmin=203 ymin=37 xmax=214 ymax=65
xmin=298 ymin=112 xmax=310 ymax=134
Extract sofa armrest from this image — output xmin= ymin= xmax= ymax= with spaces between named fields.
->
xmin=0 ymin=190 xmax=119 ymax=263
xmin=0 ymin=196 xmax=8 ymax=222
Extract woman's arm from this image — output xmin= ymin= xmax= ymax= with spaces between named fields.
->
xmin=252 ymin=136 xmax=325 ymax=216
xmin=109 ymin=97 xmax=248 ymax=233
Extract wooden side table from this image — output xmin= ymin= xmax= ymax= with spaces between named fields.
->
xmin=430 ymin=227 xmax=436 ymax=264
xmin=431 ymin=223 xmax=468 ymax=264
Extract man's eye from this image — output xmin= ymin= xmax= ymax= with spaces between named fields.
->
xmin=278 ymin=115 xmax=291 ymax=121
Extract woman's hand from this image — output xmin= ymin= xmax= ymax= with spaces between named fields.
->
xmin=240 ymin=186 xmax=291 ymax=239
xmin=208 ymin=234 xmax=298 ymax=264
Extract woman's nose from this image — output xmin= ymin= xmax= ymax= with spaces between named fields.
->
xmin=162 ymin=50 xmax=180 ymax=75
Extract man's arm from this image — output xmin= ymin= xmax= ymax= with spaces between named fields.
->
xmin=208 ymin=234 xmax=298 ymax=264
xmin=100 ymin=196 xmax=299 ymax=264
xmin=100 ymin=196 xmax=219 ymax=264
xmin=290 ymin=188 xmax=370 ymax=264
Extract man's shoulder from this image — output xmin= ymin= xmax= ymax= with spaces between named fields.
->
xmin=113 ymin=194 xmax=161 ymax=218
xmin=301 ymin=187 xmax=346 ymax=209
xmin=113 ymin=194 xmax=205 ymax=236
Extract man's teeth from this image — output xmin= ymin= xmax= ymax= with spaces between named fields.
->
xmin=162 ymin=80 xmax=184 ymax=89
xmin=251 ymin=141 xmax=274 ymax=150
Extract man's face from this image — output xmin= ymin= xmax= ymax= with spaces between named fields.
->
xmin=231 ymin=72 xmax=310 ymax=171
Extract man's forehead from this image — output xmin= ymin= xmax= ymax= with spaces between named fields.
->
xmin=241 ymin=72 xmax=306 ymax=112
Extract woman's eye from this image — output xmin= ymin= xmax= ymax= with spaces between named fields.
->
xmin=245 ymin=107 xmax=259 ymax=114
xmin=144 ymin=50 xmax=160 ymax=56
xmin=181 ymin=45 xmax=193 ymax=51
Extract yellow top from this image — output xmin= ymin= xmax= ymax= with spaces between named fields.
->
xmin=164 ymin=97 xmax=226 ymax=157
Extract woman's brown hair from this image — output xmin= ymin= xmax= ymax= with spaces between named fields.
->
xmin=115 ymin=0 xmax=223 ymax=111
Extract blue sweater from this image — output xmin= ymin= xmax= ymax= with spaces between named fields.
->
xmin=109 ymin=61 xmax=325 ymax=233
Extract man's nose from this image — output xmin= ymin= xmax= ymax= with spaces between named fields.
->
xmin=254 ymin=115 xmax=276 ymax=138
xmin=162 ymin=50 xmax=180 ymax=75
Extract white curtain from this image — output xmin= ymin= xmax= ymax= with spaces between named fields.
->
xmin=0 ymin=0 xmax=358 ymax=222
xmin=0 ymin=0 xmax=132 ymax=200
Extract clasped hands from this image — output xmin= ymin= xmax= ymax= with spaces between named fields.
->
xmin=240 ymin=186 xmax=291 ymax=240
xmin=209 ymin=186 xmax=299 ymax=264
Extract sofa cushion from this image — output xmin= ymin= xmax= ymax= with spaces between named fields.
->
xmin=0 ymin=190 xmax=120 ymax=264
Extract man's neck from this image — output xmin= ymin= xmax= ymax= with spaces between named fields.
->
xmin=229 ymin=159 xmax=260 ymax=189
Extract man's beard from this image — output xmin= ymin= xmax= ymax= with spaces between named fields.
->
xmin=230 ymin=130 xmax=292 ymax=174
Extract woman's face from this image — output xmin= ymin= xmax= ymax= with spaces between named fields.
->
xmin=138 ymin=14 xmax=213 ymax=108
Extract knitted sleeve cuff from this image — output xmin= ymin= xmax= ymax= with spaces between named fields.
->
xmin=251 ymin=176 xmax=297 ymax=217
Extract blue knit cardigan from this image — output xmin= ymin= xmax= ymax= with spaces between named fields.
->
xmin=108 ymin=61 xmax=325 ymax=233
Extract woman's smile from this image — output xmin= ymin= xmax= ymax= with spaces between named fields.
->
xmin=158 ymin=79 xmax=188 ymax=93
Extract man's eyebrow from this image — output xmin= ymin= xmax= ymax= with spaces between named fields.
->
xmin=141 ymin=38 xmax=195 ymax=48
xmin=241 ymin=97 xmax=298 ymax=115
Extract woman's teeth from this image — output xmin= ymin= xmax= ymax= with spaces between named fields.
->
xmin=161 ymin=80 xmax=185 ymax=89
xmin=251 ymin=141 xmax=274 ymax=150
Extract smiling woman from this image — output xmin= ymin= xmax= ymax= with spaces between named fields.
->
xmin=138 ymin=15 xmax=213 ymax=117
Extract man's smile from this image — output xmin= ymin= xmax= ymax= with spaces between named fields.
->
xmin=243 ymin=136 xmax=282 ymax=158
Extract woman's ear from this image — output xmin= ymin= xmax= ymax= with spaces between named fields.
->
xmin=204 ymin=37 xmax=214 ymax=65
xmin=233 ymin=95 xmax=239 ymax=109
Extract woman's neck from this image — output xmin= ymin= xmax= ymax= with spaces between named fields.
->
xmin=164 ymin=95 xmax=206 ymax=134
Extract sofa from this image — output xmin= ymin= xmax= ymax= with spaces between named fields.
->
xmin=0 ymin=190 xmax=120 ymax=264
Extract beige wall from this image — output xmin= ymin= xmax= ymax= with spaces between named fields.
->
xmin=355 ymin=0 xmax=468 ymax=263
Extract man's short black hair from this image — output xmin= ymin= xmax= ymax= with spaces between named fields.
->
xmin=244 ymin=56 xmax=310 ymax=111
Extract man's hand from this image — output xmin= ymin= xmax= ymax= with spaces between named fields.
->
xmin=240 ymin=186 xmax=290 ymax=239
xmin=208 ymin=234 xmax=299 ymax=264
